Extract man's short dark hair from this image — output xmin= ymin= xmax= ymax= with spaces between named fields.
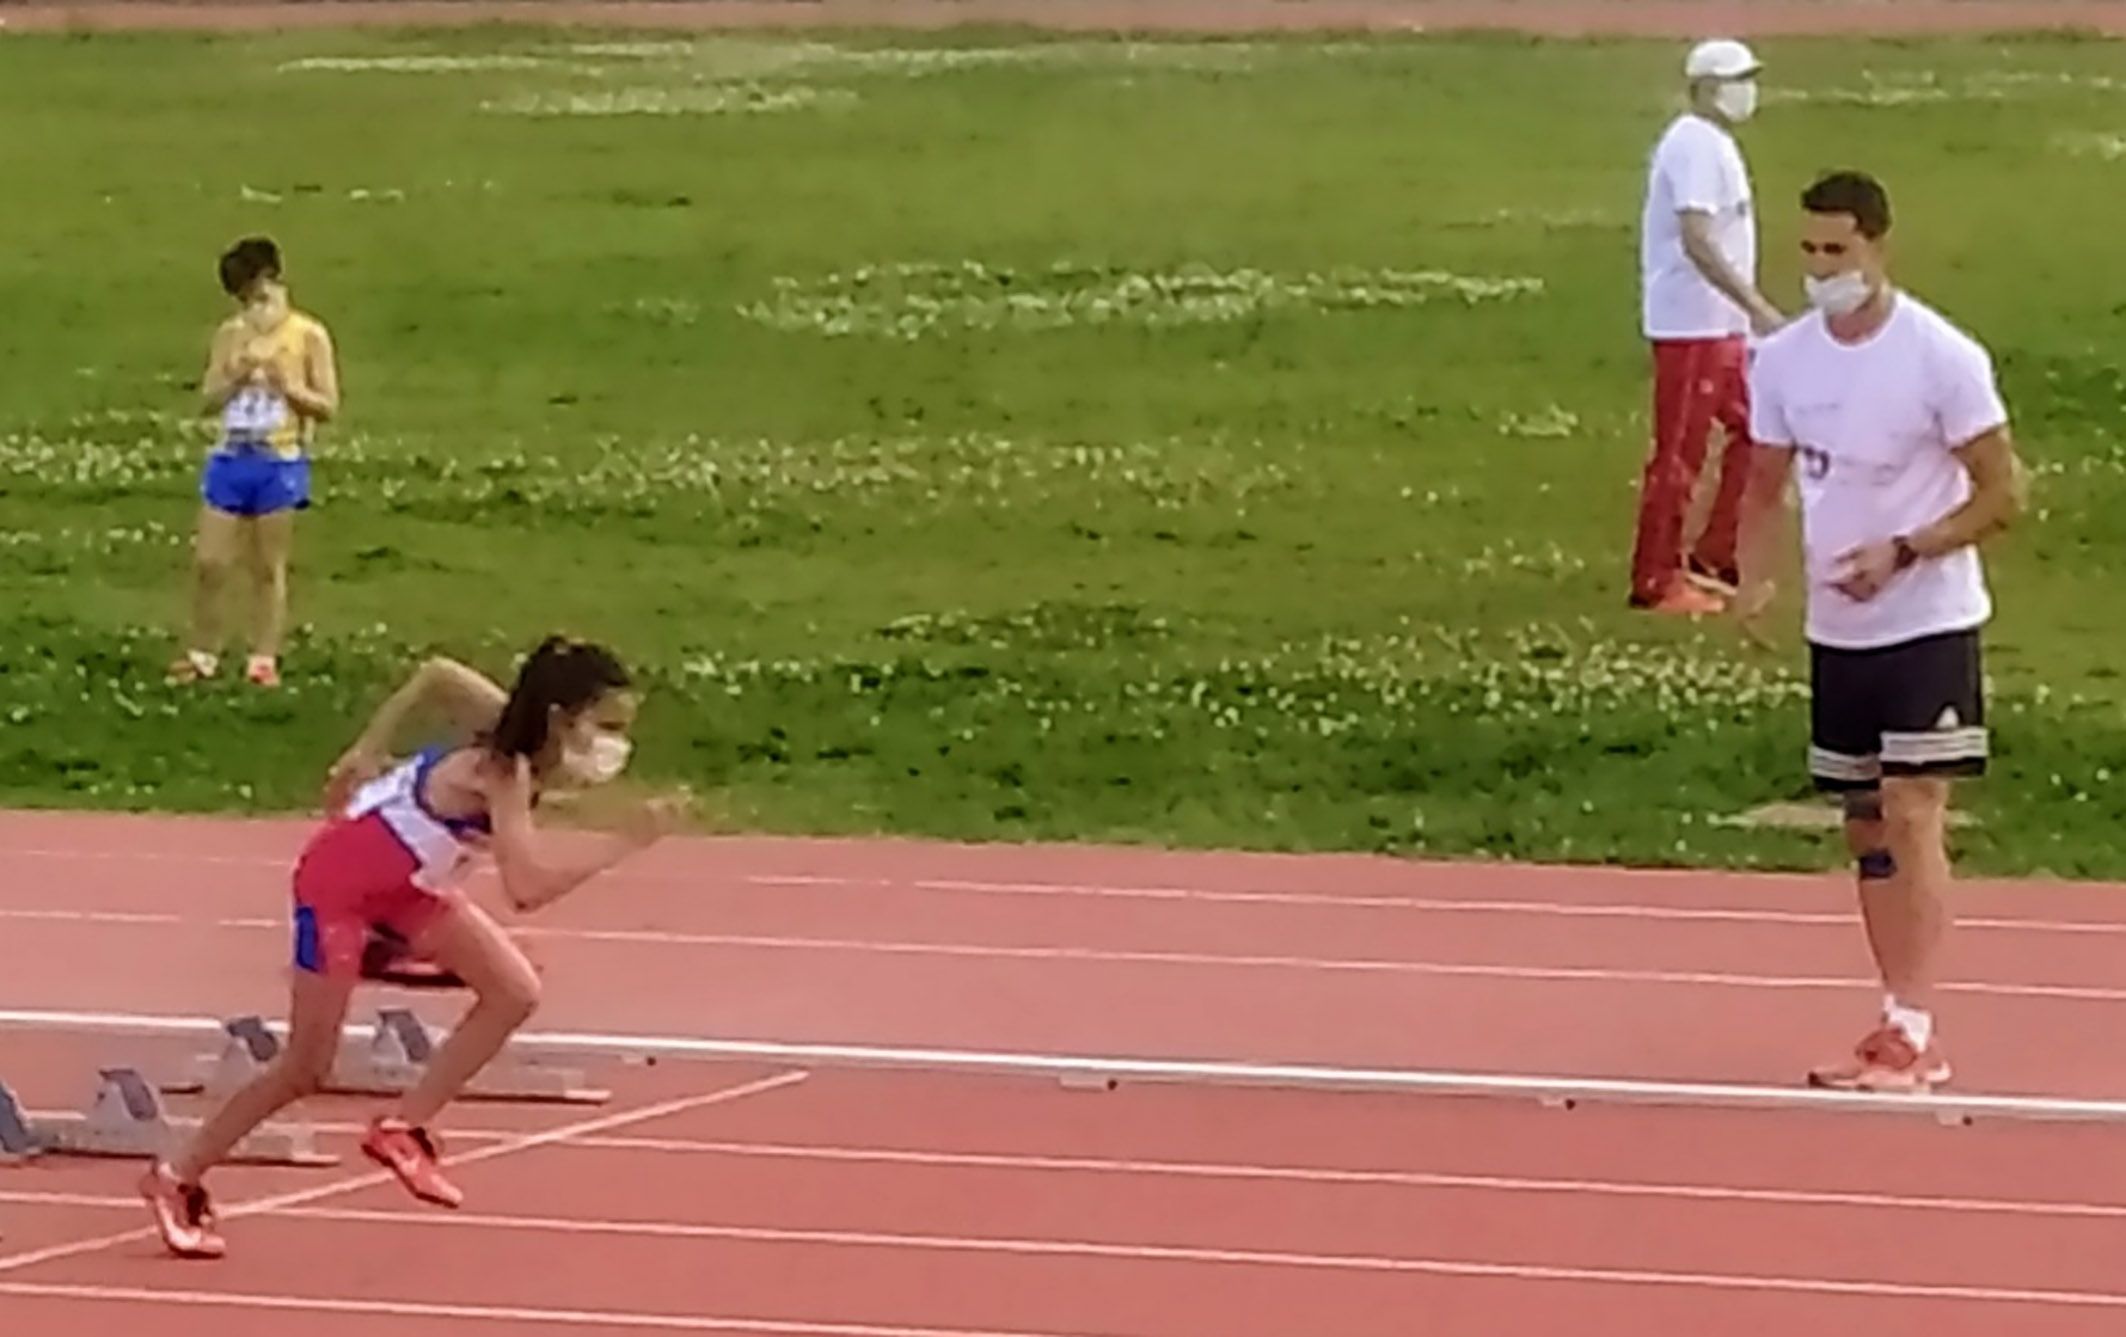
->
xmin=218 ymin=236 xmax=281 ymax=296
xmin=1801 ymin=171 xmax=1892 ymax=239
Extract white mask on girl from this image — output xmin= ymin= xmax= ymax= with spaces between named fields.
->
xmin=561 ymin=732 xmax=633 ymax=786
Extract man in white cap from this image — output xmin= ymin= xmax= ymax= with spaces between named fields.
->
xmin=1629 ymin=38 xmax=1785 ymax=615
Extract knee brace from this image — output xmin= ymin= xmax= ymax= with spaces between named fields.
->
xmin=1857 ymin=849 xmax=1898 ymax=881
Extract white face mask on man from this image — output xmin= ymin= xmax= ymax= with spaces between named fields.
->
xmin=1803 ymin=270 xmax=1874 ymax=317
xmin=1712 ymin=78 xmax=1759 ymax=124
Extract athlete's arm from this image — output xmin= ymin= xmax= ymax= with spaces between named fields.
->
xmin=486 ymin=759 xmax=683 ymax=913
xmin=281 ymin=320 xmax=340 ymax=422
xmin=365 ymin=657 xmax=506 ymax=746
xmin=199 ymin=322 xmax=252 ymax=413
xmin=1731 ymin=444 xmax=1795 ymax=642
xmin=1909 ymin=425 xmax=2027 ymax=558
xmin=1735 ymin=443 xmax=1795 ymax=584
xmin=1679 ymin=210 xmax=1783 ymax=335
xmin=321 ymin=659 xmax=508 ymax=813
xmin=1834 ymin=428 xmax=2025 ymax=603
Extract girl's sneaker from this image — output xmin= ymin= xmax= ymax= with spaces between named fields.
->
xmin=140 ymin=1161 xmax=226 ymax=1259
xmin=361 ymin=1117 xmax=464 ymax=1208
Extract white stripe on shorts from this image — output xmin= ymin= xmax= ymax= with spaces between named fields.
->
xmin=1882 ymin=727 xmax=1989 ymax=766
xmin=1809 ymin=746 xmax=1882 ymax=782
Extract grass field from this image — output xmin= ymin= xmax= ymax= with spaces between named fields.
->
xmin=0 ymin=25 xmax=2121 ymax=875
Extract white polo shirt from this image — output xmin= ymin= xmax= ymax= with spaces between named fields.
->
xmin=1747 ymin=292 xmax=2008 ymax=651
xmin=1640 ymin=113 xmax=1755 ymax=340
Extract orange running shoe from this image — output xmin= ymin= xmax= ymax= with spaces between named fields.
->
xmin=361 ymin=1117 xmax=463 ymax=1208
xmin=1807 ymin=1024 xmax=1951 ymax=1093
xmin=1642 ymin=583 xmax=1727 ymax=617
xmin=140 ymin=1161 xmax=227 ymax=1259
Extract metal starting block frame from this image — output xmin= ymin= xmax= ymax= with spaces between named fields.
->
xmin=0 ymin=1069 xmax=336 ymax=1167
xmin=165 ymin=1010 xmax=610 ymax=1106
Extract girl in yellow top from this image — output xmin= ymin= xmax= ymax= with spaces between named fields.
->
xmin=172 ymin=236 xmax=340 ymax=688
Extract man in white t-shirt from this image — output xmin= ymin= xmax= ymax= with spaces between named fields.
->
xmin=1737 ymin=170 xmax=2028 ymax=1093
xmin=1630 ymin=39 xmax=1786 ymax=616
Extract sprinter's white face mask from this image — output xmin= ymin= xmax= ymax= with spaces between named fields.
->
xmin=561 ymin=731 xmax=633 ymax=786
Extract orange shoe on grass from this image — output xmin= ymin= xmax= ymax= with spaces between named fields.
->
xmin=1631 ymin=581 xmax=1727 ymax=617
xmin=362 ymin=1118 xmax=463 ymax=1208
xmin=140 ymin=1161 xmax=226 ymax=1259
xmin=1807 ymin=1024 xmax=1951 ymax=1093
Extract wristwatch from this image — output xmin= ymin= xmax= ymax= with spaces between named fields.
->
xmin=1891 ymin=535 xmax=1920 ymax=570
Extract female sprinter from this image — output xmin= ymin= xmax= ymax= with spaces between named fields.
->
xmin=141 ymin=636 xmax=688 ymax=1259
xmin=171 ymin=235 xmax=340 ymax=689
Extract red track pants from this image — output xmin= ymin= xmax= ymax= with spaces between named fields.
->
xmin=1629 ymin=335 xmax=1752 ymax=605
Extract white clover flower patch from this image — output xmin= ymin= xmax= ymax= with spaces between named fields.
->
xmin=1497 ymin=405 xmax=1579 ymax=439
xmin=485 ymin=84 xmax=856 ymax=118
xmin=616 ymin=297 xmax=703 ymax=327
xmin=1 ymin=409 xmax=209 ymax=489
xmin=1452 ymin=207 xmax=1621 ymax=232
xmin=552 ymin=36 xmax=839 ymax=80
xmin=0 ymin=522 xmax=179 ymax=553
xmin=1439 ymin=540 xmax=1588 ymax=580
xmin=819 ymin=40 xmax=1266 ymax=77
xmin=358 ymin=431 xmax=1299 ymax=517
xmin=1766 ymin=67 xmax=2126 ymax=111
xmin=1973 ymin=69 xmax=2126 ymax=96
xmin=541 ymin=36 xmax=1267 ymax=79
xmin=741 ymin=261 xmax=1544 ymax=340
xmin=562 ymin=41 xmax=701 ymax=60
xmin=2057 ymin=131 xmax=2126 ymax=161
xmin=280 ymin=54 xmax=552 ymax=74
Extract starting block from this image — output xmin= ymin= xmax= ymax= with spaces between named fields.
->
xmin=0 ymin=1069 xmax=336 ymax=1168
xmin=166 ymin=1010 xmax=610 ymax=1106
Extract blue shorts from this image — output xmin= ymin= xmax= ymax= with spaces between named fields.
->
xmin=202 ymin=447 xmax=311 ymax=518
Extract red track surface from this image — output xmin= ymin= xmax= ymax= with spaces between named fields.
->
xmin=6 ymin=811 xmax=2126 ymax=1332
xmin=6 ymin=812 xmax=2126 ymax=1094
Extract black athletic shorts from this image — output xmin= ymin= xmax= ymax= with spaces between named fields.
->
xmin=1808 ymin=628 xmax=1987 ymax=791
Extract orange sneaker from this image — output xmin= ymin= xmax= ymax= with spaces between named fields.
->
xmin=1807 ymin=1024 xmax=1951 ymax=1093
xmin=361 ymin=1117 xmax=463 ymax=1208
xmin=140 ymin=1161 xmax=226 ymax=1259
xmin=1638 ymin=583 xmax=1727 ymax=617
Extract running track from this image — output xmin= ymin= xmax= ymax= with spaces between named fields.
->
xmin=5 ymin=811 xmax=2126 ymax=1333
